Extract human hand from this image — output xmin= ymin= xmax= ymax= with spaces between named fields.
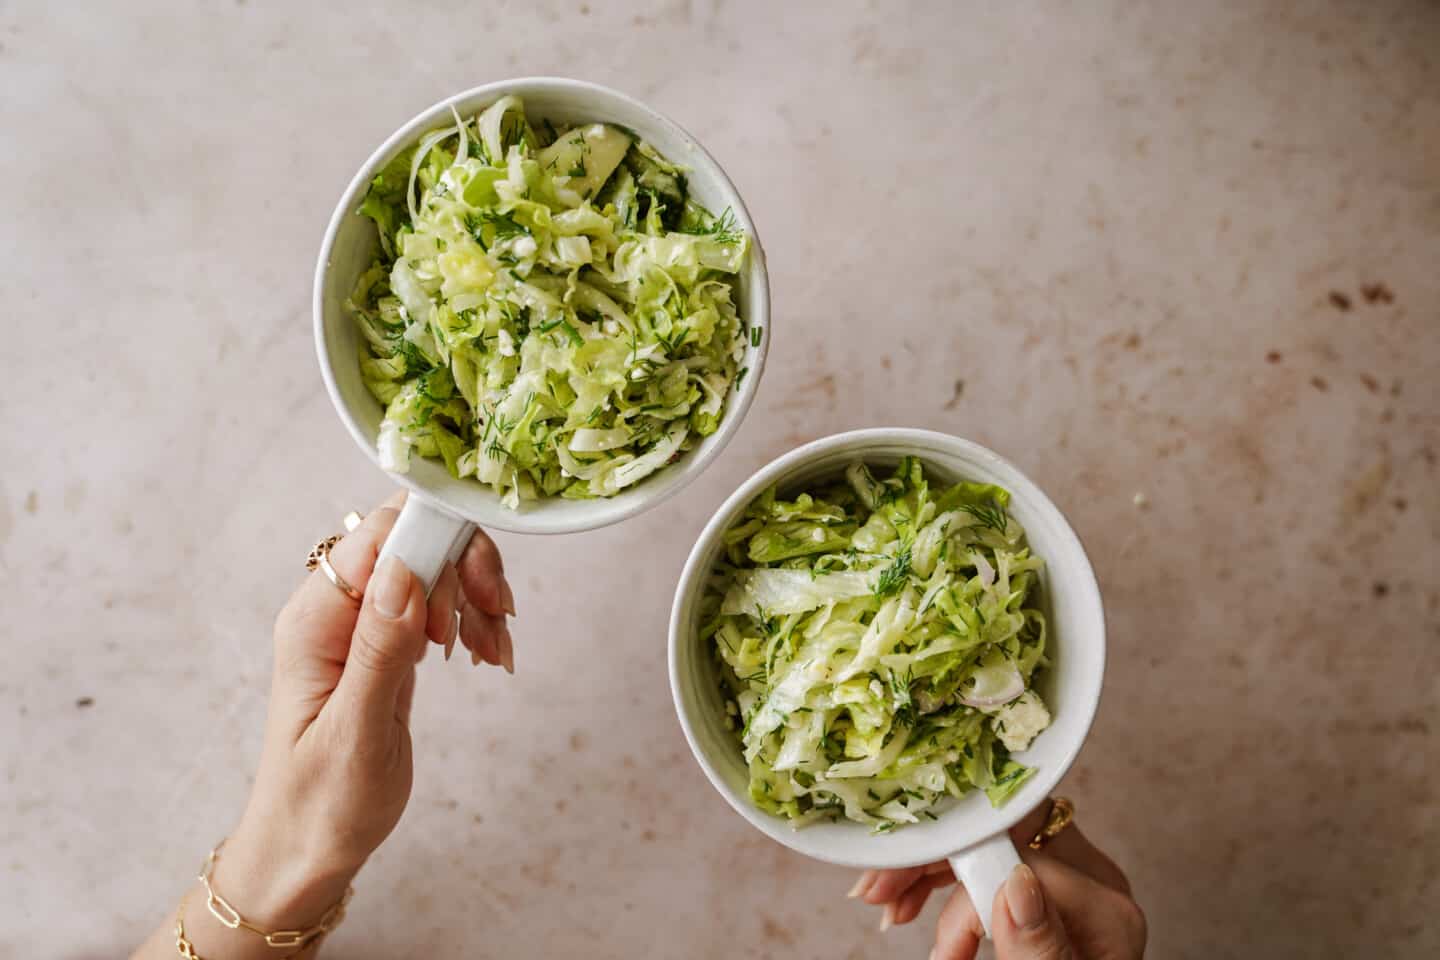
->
xmin=217 ymin=493 xmax=515 ymax=929
xmin=849 ymin=802 xmax=1146 ymax=959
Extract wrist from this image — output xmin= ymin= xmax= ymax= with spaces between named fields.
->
xmin=175 ymin=834 xmax=353 ymax=960
xmin=215 ymin=818 xmax=358 ymax=930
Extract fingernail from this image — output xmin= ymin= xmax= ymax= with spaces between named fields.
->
xmin=371 ymin=556 xmax=410 ymax=619
xmin=879 ymin=902 xmax=894 ymax=932
xmin=499 ymin=625 xmax=515 ymax=674
xmin=470 ymin=643 xmax=481 ymax=667
xmin=1004 ymin=863 xmax=1045 ymax=929
xmin=444 ymin=632 xmax=456 ymax=661
xmin=846 ymin=874 xmax=868 ymax=899
xmin=499 ymin=578 xmax=517 ymax=617
xmin=928 ymin=948 xmax=937 ymax=960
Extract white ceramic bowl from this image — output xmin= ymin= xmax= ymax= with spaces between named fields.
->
xmin=314 ymin=78 xmax=770 ymax=589
xmin=669 ymin=428 xmax=1105 ymax=934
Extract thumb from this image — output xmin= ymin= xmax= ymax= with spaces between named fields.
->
xmin=334 ymin=555 xmax=427 ymax=731
xmin=992 ymin=864 xmax=1074 ymax=960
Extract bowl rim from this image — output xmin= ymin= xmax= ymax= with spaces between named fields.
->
xmin=312 ymin=76 xmax=770 ymax=535
xmin=667 ymin=427 xmax=1107 ymax=868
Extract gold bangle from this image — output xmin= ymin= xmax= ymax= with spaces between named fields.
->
xmin=195 ymin=840 xmax=354 ymax=951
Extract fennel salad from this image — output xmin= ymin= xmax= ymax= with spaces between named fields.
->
xmin=347 ymin=97 xmax=752 ymax=509
xmin=704 ymin=459 xmax=1053 ymax=832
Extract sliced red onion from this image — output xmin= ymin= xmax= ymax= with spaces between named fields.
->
xmin=959 ymin=662 xmax=1024 ymax=708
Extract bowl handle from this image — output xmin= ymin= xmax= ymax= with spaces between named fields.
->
xmin=948 ymin=831 xmax=1022 ymax=938
xmin=377 ymin=494 xmax=475 ymax=594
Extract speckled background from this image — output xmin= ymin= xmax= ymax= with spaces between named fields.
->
xmin=1 ymin=1 xmax=1436 ymax=958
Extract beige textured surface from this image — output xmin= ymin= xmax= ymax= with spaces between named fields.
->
xmin=2 ymin=1 xmax=1437 ymax=957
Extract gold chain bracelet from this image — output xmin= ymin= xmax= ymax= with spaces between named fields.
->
xmin=174 ymin=840 xmax=354 ymax=957
xmin=175 ymin=893 xmax=206 ymax=959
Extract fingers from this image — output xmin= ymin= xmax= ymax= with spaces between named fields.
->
xmin=921 ymin=848 xmax=1142 ymax=960
xmin=450 ymin=527 xmax=516 ymax=672
xmin=324 ymin=508 xmax=402 ymax=598
xmin=332 ymin=556 xmax=428 ymax=733
xmin=991 ymin=863 xmax=1075 ymax=960
xmin=497 ymin=617 xmax=514 ymax=674
xmin=852 ymin=859 xmax=951 ymax=908
xmin=458 ymin=601 xmax=513 ymax=672
xmin=426 ymin=563 xmax=461 ymax=650
xmin=854 ymin=866 xmax=924 ymax=906
xmin=1038 ymin=824 xmax=1130 ymax=896
xmin=1009 ymin=803 xmax=1131 ymax=896
xmin=932 ymin=884 xmax=985 ymax=960
xmin=890 ymin=871 xmax=956 ymax=927
xmin=458 ymin=528 xmax=514 ymax=617
xmin=854 ymin=861 xmax=956 ymax=938
xmin=1019 ymin=854 xmax=1147 ymax=957
xmin=459 ymin=601 xmax=498 ymax=666
xmin=847 ymin=870 xmax=875 ymax=901
xmin=849 ymin=803 xmax=1135 ymax=960
xmin=277 ymin=507 xmax=402 ymax=660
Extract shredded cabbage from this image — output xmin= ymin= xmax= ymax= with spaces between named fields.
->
xmin=704 ymin=459 xmax=1052 ymax=832
xmin=347 ymin=98 xmax=753 ymax=507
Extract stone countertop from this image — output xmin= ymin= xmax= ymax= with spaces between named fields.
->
xmin=1 ymin=1 xmax=1436 ymax=957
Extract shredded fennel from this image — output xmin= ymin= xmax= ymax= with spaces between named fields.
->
xmin=704 ymin=458 xmax=1052 ymax=832
xmin=348 ymin=97 xmax=753 ymax=508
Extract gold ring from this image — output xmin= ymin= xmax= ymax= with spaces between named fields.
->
xmin=305 ymin=535 xmax=341 ymax=571
xmin=1028 ymin=796 xmax=1075 ymax=850
xmin=305 ymin=536 xmax=363 ymax=602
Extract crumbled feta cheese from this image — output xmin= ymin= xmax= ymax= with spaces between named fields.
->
xmin=993 ymin=691 xmax=1051 ymax=753
xmin=376 ymin=420 xmax=411 ymax=474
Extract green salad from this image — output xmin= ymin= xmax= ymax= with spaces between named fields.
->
xmin=704 ymin=458 xmax=1052 ymax=832
xmin=347 ymin=97 xmax=752 ymax=508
